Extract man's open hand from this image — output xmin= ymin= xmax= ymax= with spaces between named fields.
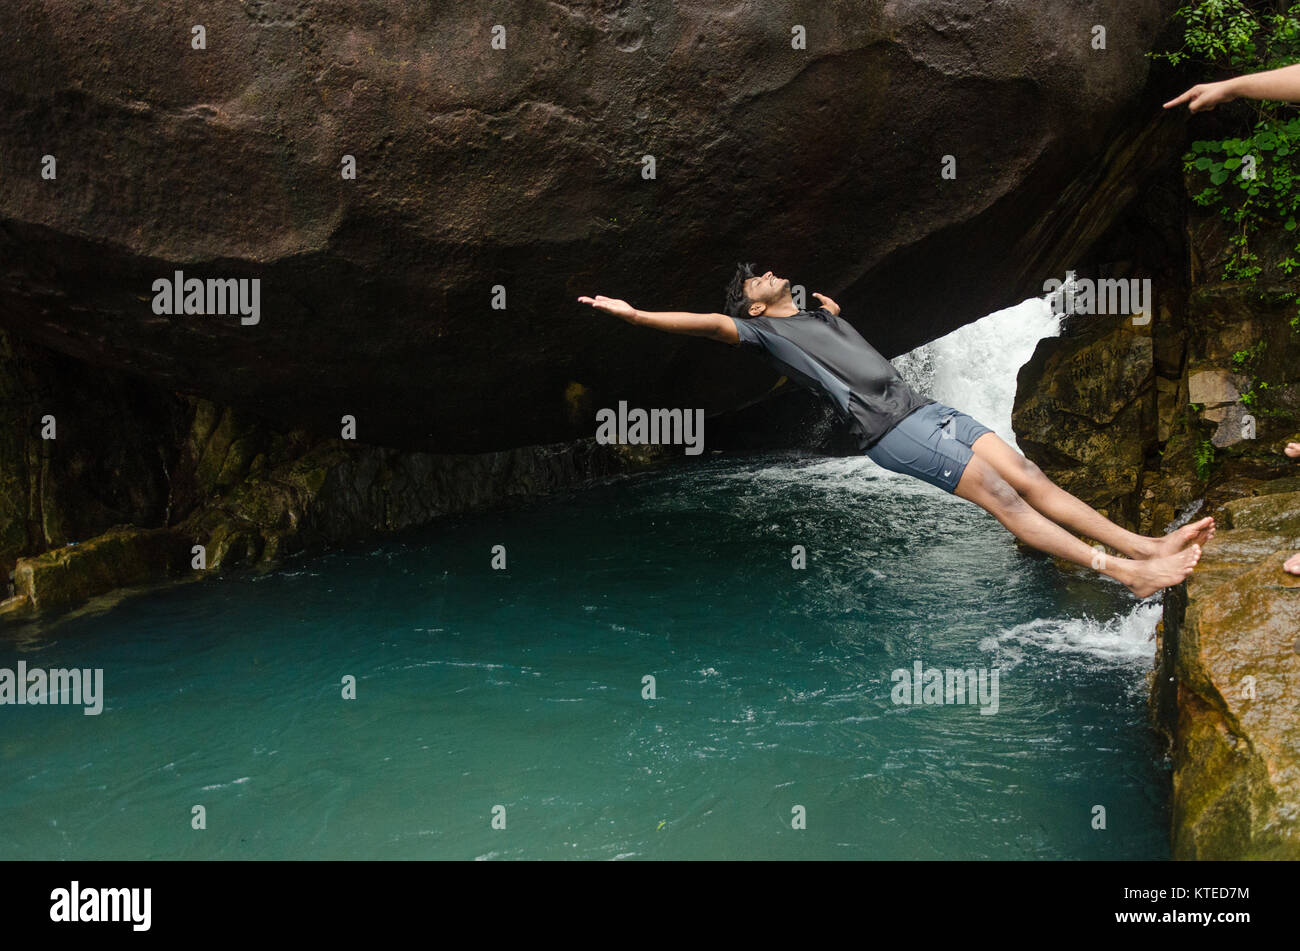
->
xmin=1164 ymin=80 xmax=1236 ymax=113
xmin=578 ymin=295 xmax=637 ymax=322
xmin=812 ymin=292 xmax=840 ymax=316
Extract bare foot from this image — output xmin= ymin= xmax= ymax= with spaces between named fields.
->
xmin=1285 ymin=552 xmax=1300 ymax=575
xmin=1121 ymin=545 xmax=1202 ymax=598
xmin=1143 ymin=516 xmax=1215 ymax=559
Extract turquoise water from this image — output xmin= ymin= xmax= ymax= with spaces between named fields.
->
xmin=0 ymin=452 xmax=1169 ymax=860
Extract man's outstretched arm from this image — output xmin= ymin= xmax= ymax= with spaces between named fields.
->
xmin=577 ymin=295 xmax=739 ymax=344
xmin=1165 ymin=62 xmax=1300 ymax=112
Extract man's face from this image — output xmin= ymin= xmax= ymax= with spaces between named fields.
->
xmin=745 ymin=270 xmax=789 ymax=313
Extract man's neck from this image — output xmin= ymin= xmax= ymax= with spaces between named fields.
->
xmin=758 ymin=301 xmax=801 ymax=318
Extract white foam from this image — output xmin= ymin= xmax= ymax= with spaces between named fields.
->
xmin=200 ymin=777 xmax=251 ymax=791
xmin=715 ymin=453 xmax=945 ymax=498
xmin=978 ymin=602 xmax=1161 ymax=667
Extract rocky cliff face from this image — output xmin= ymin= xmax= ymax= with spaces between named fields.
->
xmin=0 ymin=328 xmax=187 ymax=575
xmin=1013 ymin=316 xmax=1159 ymax=534
xmin=1013 ymin=164 xmax=1300 ymax=534
xmin=1155 ymin=490 xmax=1300 ymax=859
xmin=0 ymin=327 xmax=661 ymax=615
xmin=1012 ymin=154 xmax=1300 ymax=858
xmin=0 ymin=0 xmax=1178 ymax=452
xmin=0 ymin=0 xmax=1190 ymax=614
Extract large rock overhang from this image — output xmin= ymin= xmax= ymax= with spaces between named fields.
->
xmin=0 ymin=0 xmax=1182 ymax=452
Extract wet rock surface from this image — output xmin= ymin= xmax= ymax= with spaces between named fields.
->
xmin=1156 ymin=491 xmax=1300 ymax=859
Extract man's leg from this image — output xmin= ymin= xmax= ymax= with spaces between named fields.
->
xmin=969 ymin=432 xmax=1215 ymax=559
xmin=954 ymin=454 xmax=1200 ymax=598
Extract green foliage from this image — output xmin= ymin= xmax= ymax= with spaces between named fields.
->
xmin=1154 ymin=0 xmax=1272 ymax=67
xmin=1152 ymin=0 xmax=1300 ymax=73
xmin=1231 ymin=338 xmax=1268 ymax=368
xmin=1152 ymin=1 xmax=1300 ymax=325
xmin=1232 ymin=338 xmax=1270 ymax=407
xmin=1195 ymin=438 xmax=1217 ymax=480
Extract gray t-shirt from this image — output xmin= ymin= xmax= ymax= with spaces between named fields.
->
xmin=730 ymin=307 xmax=933 ymax=449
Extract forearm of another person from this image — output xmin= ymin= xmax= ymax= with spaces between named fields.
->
xmin=1228 ymin=62 xmax=1300 ymax=102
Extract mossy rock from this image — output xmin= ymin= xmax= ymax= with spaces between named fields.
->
xmin=1167 ymin=531 xmax=1300 ymax=860
xmin=204 ymin=520 xmax=266 ymax=570
xmin=1223 ymin=491 xmax=1300 ymax=535
xmin=10 ymin=527 xmax=191 ymax=611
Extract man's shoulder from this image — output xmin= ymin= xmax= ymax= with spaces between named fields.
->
xmin=729 ymin=314 xmax=766 ymax=348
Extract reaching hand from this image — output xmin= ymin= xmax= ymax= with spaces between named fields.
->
xmin=1164 ymin=81 xmax=1235 ymax=113
xmin=1286 ymin=442 xmax=1300 ymax=459
xmin=578 ymin=295 xmax=637 ymax=322
xmin=812 ymin=292 xmax=840 ymax=316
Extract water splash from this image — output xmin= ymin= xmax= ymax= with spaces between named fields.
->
xmin=978 ymin=602 xmax=1161 ymax=669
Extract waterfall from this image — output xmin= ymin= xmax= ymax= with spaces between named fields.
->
xmin=891 ymin=298 xmax=1159 ymax=660
xmin=892 ymin=297 xmax=1060 ymax=447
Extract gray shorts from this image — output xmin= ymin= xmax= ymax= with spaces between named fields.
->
xmin=864 ymin=402 xmax=993 ymax=494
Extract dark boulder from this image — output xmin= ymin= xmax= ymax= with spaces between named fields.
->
xmin=0 ymin=0 xmax=1180 ymax=451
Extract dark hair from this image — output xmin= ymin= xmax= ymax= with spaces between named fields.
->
xmin=725 ymin=261 xmax=757 ymax=320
